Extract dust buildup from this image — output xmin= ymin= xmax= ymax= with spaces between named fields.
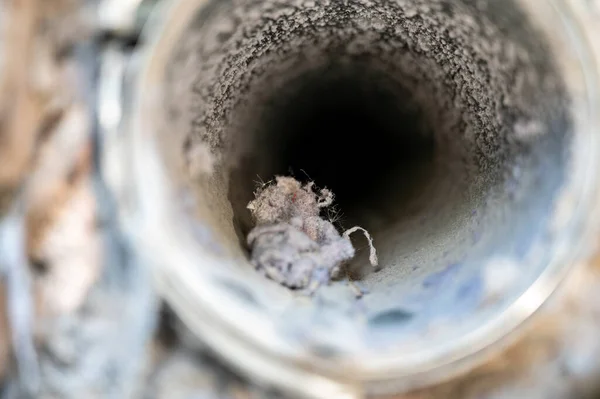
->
xmin=247 ymin=177 xmax=333 ymax=225
xmin=169 ymin=0 xmax=564 ymax=179
xmin=167 ymin=0 xmax=568 ymax=293
xmin=246 ymin=176 xmax=377 ymax=290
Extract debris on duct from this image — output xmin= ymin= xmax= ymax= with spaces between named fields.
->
xmin=246 ymin=176 xmax=378 ymax=294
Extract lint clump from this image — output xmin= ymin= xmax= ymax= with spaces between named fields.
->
xmin=246 ymin=176 xmax=378 ymax=293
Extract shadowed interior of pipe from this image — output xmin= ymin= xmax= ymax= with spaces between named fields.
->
xmin=163 ymin=0 xmax=571 ymax=337
xmin=229 ymin=65 xmax=446 ymax=280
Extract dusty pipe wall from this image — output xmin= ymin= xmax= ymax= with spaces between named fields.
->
xmin=165 ymin=0 xmax=569 ymax=324
xmin=122 ymin=0 xmax=600 ymax=396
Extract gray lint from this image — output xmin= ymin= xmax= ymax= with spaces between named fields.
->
xmin=246 ymin=176 xmax=377 ymax=291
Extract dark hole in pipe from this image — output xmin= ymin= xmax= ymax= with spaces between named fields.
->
xmin=227 ymin=62 xmax=447 ymax=240
xmin=267 ymin=66 xmax=436 ymax=232
xmin=168 ymin=0 xmax=572 ymax=297
xmin=225 ymin=56 xmax=480 ymax=287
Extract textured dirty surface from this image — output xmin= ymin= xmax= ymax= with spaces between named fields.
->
xmin=1 ymin=1 xmax=600 ymax=399
xmin=166 ymin=0 xmax=573 ymax=336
